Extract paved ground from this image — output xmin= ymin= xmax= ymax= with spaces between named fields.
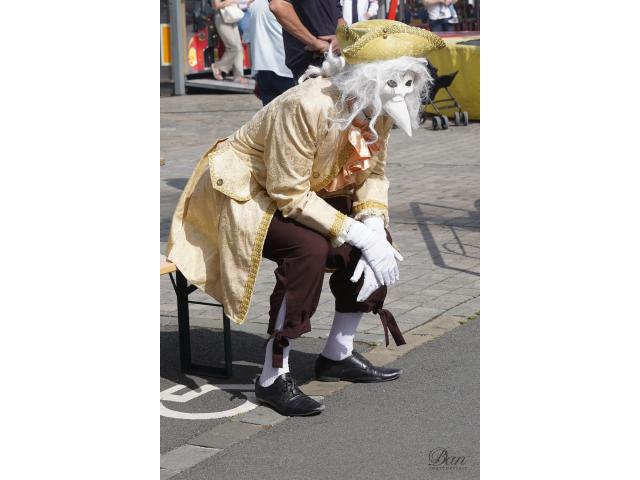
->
xmin=165 ymin=318 xmax=480 ymax=480
xmin=160 ymin=329 xmax=373 ymax=454
xmin=160 ymin=91 xmax=479 ymax=478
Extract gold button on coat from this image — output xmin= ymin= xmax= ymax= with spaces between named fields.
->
xmin=312 ymin=172 xmax=320 ymax=178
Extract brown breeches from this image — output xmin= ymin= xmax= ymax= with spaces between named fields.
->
xmin=262 ymin=197 xmax=405 ymax=367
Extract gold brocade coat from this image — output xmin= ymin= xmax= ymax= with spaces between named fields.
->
xmin=166 ymin=77 xmax=393 ymax=325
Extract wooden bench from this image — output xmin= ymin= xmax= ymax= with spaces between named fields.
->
xmin=160 ymin=255 xmax=233 ymax=378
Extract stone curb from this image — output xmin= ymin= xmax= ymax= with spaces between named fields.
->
xmin=159 ymin=314 xmax=475 ymax=478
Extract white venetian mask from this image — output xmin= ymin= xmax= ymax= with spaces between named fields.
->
xmin=380 ymin=71 xmax=416 ymax=137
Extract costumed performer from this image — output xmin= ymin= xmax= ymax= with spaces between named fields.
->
xmin=166 ymin=19 xmax=446 ymax=416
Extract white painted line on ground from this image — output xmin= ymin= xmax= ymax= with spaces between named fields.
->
xmin=160 ymin=383 xmax=259 ymax=419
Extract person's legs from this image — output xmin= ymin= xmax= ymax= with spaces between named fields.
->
xmin=442 ymin=20 xmax=455 ymax=32
xmin=213 ymin=15 xmax=244 ymax=79
xmin=237 ymin=11 xmax=250 ymax=39
xmin=321 ymin=311 xmax=362 ymax=361
xmin=314 ymin=197 xmax=406 ymax=382
xmin=256 ymin=71 xmax=296 ymax=106
xmin=254 ymin=211 xmax=330 ymax=416
xmin=231 ymin=35 xmax=246 ymax=81
xmin=429 ymin=18 xmax=444 ymax=32
xmin=327 ymin=231 xmax=405 ymax=349
xmin=262 ymin=210 xmax=330 ymax=366
xmin=258 ymin=294 xmax=290 ymax=387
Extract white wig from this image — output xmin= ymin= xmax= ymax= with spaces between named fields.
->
xmin=300 ymin=51 xmax=433 ymax=143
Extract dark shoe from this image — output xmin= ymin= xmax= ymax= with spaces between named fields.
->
xmin=315 ymin=351 xmax=403 ymax=383
xmin=254 ymin=373 xmax=324 ymax=417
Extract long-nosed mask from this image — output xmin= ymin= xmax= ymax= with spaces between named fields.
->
xmin=380 ymin=71 xmax=416 ymax=137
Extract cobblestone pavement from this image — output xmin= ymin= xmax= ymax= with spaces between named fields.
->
xmin=160 ymin=93 xmax=479 ymax=341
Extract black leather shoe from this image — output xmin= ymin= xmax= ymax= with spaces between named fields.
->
xmin=254 ymin=373 xmax=324 ymax=416
xmin=315 ymin=351 xmax=402 ymax=383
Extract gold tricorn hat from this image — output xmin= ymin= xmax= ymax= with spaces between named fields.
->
xmin=336 ymin=19 xmax=446 ymax=64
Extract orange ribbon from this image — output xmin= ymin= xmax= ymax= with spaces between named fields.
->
xmin=323 ymin=126 xmax=379 ymax=192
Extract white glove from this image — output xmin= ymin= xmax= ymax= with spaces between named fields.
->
xmin=351 ymin=216 xmax=401 ymax=300
xmin=362 ymin=215 xmax=386 ymax=238
xmin=345 ymin=220 xmax=403 ymax=286
xmin=350 ymin=257 xmax=382 ymax=302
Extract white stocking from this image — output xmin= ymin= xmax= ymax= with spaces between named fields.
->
xmin=321 ymin=312 xmax=363 ymax=361
xmin=258 ymin=297 xmax=290 ymax=387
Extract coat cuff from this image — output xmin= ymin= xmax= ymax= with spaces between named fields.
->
xmin=329 ymin=213 xmax=353 ymax=247
xmin=352 ymin=200 xmax=389 ymax=227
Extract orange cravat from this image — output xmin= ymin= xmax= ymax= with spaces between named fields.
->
xmin=324 ymin=126 xmax=379 ymax=192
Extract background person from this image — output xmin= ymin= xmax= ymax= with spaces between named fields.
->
xmin=237 ymin=0 xmax=254 ymax=41
xmin=211 ymin=0 xmax=248 ymax=84
xmin=423 ymin=0 xmax=457 ymax=32
xmin=269 ymin=0 xmax=345 ymax=81
xmin=246 ymin=0 xmax=295 ymax=104
xmin=341 ymin=0 xmax=379 ymax=25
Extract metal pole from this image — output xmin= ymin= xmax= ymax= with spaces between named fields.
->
xmin=169 ymin=0 xmax=186 ymax=95
xmin=399 ymin=0 xmax=405 ymax=23
xmin=378 ymin=0 xmax=386 ymax=19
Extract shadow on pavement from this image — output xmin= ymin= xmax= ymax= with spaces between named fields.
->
xmin=164 ymin=178 xmax=188 ymax=191
xmin=160 ymin=327 xmax=321 ymax=391
xmin=410 ymin=199 xmax=480 ymax=276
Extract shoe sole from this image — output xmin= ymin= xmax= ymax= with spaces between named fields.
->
xmin=256 ymin=399 xmax=325 ymax=417
xmin=316 ymin=373 xmax=402 ymax=383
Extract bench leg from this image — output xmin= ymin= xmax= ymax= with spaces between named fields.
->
xmin=176 ymin=270 xmax=192 ymax=369
xmin=222 ymin=311 xmax=233 ymax=378
xmin=175 ymin=270 xmax=233 ymax=379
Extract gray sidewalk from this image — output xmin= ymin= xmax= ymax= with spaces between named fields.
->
xmin=167 ymin=318 xmax=480 ymax=480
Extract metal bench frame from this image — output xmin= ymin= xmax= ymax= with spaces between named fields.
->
xmin=168 ymin=270 xmax=232 ymax=379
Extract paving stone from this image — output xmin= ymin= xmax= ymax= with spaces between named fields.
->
xmin=352 ymin=333 xmax=385 ymax=345
xmin=160 ymin=468 xmax=178 ymax=480
xmin=391 ymin=293 xmax=440 ymax=305
xmin=188 ymin=421 xmax=263 ymax=449
xmin=300 ymin=327 xmax=331 ymax=339
xmin=363 ymin=324 xmax=386 ymax=335
xmin=397 ymin=333 xmax=433 ymax=350
xmin=453 ymin=287 xmax=480 ymax=296
xmin=160 ymin=445 xmax=221 ymax=472
xmin=445 ymin=297 xmax=480 ymax=317
xmin=395 ymin=306 xmax=442 ymax=323
xmin=408 ymin=316 xmax=464 ymax=337
xmin=300 ymin=379 xmax=350 ymax=396
xmin=428 ymin=297 xmax=472 ymax=311
xmin=435 ymin=277 xmax=477 ymax=289
xmin=233 ymin=406 xmax=287 ymax=426
xmin=430 ymin=315 xmax=466 ymax=330
xmin=381 ymin=299 xmax=423 ymax=312
xmin=234 ymin=322 xmax=270 ymax=336
xmin=406 ymin=324 xmax=442 ymax=338
xmin=419 ymin=288 xmax=451 ymax=297
xmin=362 ymin=347 xmax=404 ymax=366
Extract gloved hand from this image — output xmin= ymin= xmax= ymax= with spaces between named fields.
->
xmin=362 ymin=215 xmax=386 ymax=239
xmin=350 ymin=257 xmax=382 ymax=302
xmin=351 ymin=216 xmax=396 ymax=301
xmin=345 ymin=220 xmax=403 ymax=286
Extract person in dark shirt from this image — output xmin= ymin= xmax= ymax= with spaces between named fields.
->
xmin=269 ymin=0 xmax=345 ymax=80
